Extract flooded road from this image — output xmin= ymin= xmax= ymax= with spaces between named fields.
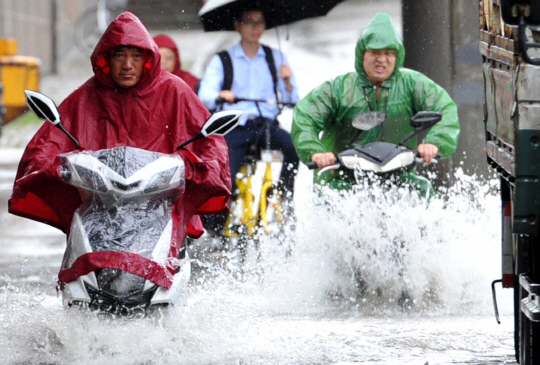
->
xmin=0 ymin=154 xmax=517 ymax=364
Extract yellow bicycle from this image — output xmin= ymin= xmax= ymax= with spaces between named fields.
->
xmin=220 ymin=97 xmax=294 ymax=261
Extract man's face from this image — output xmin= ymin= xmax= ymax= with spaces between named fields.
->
xmin=235 ymin=10 xmax=266 ymax=43
xmin=109 ymin=46 xmax=147 ymax=88
xmin=159 ymin=47 xmax=176 ymax=73
xmin=363 ymin=49 xmax=397 ymax=85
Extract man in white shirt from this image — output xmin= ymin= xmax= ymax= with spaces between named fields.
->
xmin=198 ymin=8 xmax=300 ymax=234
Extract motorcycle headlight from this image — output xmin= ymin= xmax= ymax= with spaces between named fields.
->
xmin=380 ymin=151 xmax=415 ymax=173
xmin=144 ymin=167 xmax=178 ymax=193
xmin=340 ymin=151 xmax=416 ymax=173
xmin=340 ymin=155 xmax=379 ymax=171
xmin=74 ymin=165 xmax=108 ymax=192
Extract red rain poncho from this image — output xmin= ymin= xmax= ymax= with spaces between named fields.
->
xmin=8 ymin=12 xmax=231 ymax=288
xmin=153 ymin=34 xmax=200 ymax=92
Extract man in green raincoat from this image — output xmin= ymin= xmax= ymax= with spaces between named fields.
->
xmin=291 ymin=12 xmax=460 ymax=195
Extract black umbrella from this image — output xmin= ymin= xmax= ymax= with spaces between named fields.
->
xmin=198 ymin=0 xmax=345 ymax=32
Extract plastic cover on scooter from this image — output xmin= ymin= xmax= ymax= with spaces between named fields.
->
xmin=58 ymin=147 xmax=186 ymax=290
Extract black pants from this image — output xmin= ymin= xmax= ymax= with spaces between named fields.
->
xmin=202 ymin=117 xmax=299 ymax=234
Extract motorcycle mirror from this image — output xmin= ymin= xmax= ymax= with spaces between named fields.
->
xmin=177 ymin=110 xmax=242 ymax=150
xmin=24 ymin=90 xmax=62 ymax=125
xmin=201 ymin=110 xmax=242 ymax=137
xmin=345 ymin=111 xmax=386 ymax=149
xmin=410 ymin=111 xmax=442 ymax=129
xmin=352 ymin=111 xmax=386 ymax=130
xmin=397 ymin=111 xmax=443 ymax=146
xmin=24 ymin=90 xmax=81 ymax=149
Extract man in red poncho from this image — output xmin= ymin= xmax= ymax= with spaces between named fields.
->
xmin=153 ymin=34 xmax=200 ymax=93
xmin=8 ymin=12 xmax=231 ymax=289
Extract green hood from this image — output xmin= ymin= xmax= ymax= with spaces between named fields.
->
xmin=355 ymin=12 xmax=405 ymax=84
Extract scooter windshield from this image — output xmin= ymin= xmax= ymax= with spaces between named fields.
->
xmin=60 ymin=147 xmax=186 ymax=271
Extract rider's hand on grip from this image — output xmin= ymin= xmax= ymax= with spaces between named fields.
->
xmin=216 ymin=90 xmax=236 ymax=104
xmin=415 ymin=152 xmax=441 ymax=164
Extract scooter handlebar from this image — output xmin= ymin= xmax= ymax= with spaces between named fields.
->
xmin=415 ymin=152 xmax=441 ymax=164
xmin=307 ymin=151 xmax=441 ymax=172
xmin=306 ymin=161 xmax=341 ymax=175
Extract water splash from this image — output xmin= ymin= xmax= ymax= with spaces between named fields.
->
xmin=0 ymin=170 xmax=513 ymax=364
xmin=219 ymin=168 xmax=503 ymax=317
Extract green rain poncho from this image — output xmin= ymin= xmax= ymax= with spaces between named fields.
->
xmin=291 ymin=12 xmax=460 ymax=194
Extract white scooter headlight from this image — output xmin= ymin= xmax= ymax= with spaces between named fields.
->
xmin=379 ymin=151 xmax=416 ymax=173
xmin=340 ymin=155 xmax=378 ymax=171
xmin=340 ymin=150 xmax=416 ymax=173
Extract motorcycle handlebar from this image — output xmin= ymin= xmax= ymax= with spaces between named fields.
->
xmin=307 ymin=152 xmax=441 ymax=171
xmin=415 ymin=152 xmax=441 ymax=164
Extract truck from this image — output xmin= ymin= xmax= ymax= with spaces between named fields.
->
xmin=480 ymin=0 xmax=540 ymax=363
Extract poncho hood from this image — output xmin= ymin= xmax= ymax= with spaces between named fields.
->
xmin=153 ymin=34 xmax=183 ymax=73
xmin=354 ymin=12 xmax=405 ymax=85
xmin=153 ymin=33 xmax=200 ymax=92
xmin=91 ymin=12 xmax=161 ymax=90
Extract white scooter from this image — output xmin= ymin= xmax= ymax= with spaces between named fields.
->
xmin=306 ymin=111 xmax=442 ymax=310
xmin=307 ymin=111 xmax=442 ymax=175
xmin=24 ymin=90 xmax=241 ymax=314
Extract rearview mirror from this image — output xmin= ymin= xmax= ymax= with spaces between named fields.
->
xmin=201 ymin=110 xmax=242 ymax=137
xmin=397 ymin=111 xmax=442 ymax=146
xmin=352 ymin=111 xmax=386 ymax=130
xmin=24 ymin=90 xmax=81 ymax=149
xmin=25 ymin=90 xmax=62 ymax=125
xmin=177 ymin=110 xmax=242 ymax=150
xmin=410 ymin=111 xmax=442 ymax=129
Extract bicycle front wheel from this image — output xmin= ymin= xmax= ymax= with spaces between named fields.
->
xmin=259 ymin=185 xmax=283 ymax=236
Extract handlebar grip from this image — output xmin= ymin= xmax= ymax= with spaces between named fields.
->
xmin=306 ymin=162 xmax=318 ymax=170
xmin=415 ymin=152 xmax=441 ymax=159
xmin=415 ymin=152 xmax=441 ymax=164
xmin=216 ymin=97 xmax=243 ymax=104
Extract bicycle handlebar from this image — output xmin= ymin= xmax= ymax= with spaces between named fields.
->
xmin=215 ymin=97 xmax=296 ymax=108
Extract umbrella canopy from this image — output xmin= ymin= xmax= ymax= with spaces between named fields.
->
xmin=198 ymin=0 xmax=345 ymax=31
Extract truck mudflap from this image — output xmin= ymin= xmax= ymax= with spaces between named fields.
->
xmin=520 ymin=274 xmax=540 ymax=321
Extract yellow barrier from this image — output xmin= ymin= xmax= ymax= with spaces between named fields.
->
xmin=0 ymin=38 xmax=41 ymax=125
